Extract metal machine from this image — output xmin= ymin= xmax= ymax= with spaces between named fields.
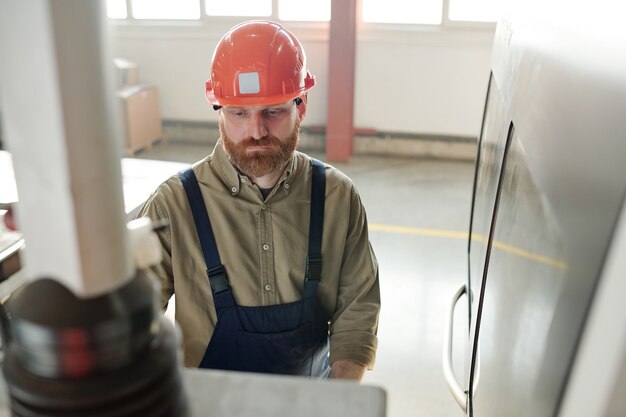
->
xmin=443 ymin=0 xmax=626 ymax=416
xmin=0 ymin=2 xmax=386 ymax=416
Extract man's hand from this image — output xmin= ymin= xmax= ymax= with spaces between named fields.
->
xmin=330 ymin=360 xmax=366 ymax=381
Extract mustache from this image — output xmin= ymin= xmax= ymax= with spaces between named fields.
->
xmin=236 ymin=136 xmax=282 ymax=147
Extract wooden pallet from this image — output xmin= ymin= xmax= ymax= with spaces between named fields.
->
xmin=124 ymin=134 xmax=168 ymax=157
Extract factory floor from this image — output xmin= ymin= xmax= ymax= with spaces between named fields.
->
xmin=133 ymin=140 xmax=475 ymax=417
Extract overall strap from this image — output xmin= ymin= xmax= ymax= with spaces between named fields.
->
xmin=304 ymin=159 xmax=326 ymax=298
xmin=179 ymin=168 xmax=231 ymax=297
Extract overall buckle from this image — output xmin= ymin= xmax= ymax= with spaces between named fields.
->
xmin=206 ymin=264 xmax=230 ymax=294
xmin=305 ymin=254 xmax=322 ymax=282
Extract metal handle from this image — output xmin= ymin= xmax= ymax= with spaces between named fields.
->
xmin=443 ymin=283 xmax=468 ymax=413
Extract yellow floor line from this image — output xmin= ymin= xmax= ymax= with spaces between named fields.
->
xmin=489 ymin=240 xmax=568 ymax=270
xmin=368 ymin=224 xmax=468 ymax=240
xmin=369 ymin=223 xmax=568 ymax=270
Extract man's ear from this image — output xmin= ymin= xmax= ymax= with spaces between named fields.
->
xmin=296 ymin=97 xmax=307 ymax=122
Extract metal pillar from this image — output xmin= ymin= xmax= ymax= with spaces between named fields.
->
xmin=0 ymin=0 xmax=131 ymax=297
xmin=0 ymin=2 xmax=187 ymax=415
xmin=326 ymin=0 xmax=357 ymax=162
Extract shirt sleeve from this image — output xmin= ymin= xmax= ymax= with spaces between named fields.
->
xmin=329 ymin=185 xmax=380 ymax=369
xmin=136 ymin=192 xmax=175 ymax=310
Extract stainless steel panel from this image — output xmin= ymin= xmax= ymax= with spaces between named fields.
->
xmin=0 ymin=366 xmax=387 ymax=416
xmin=183 ymin=369 xmax=387 ymax=417
xmin=559 ymin=195 xmax=626 ymax=417
xmin=471 ymin=133 xmax=567 ymax=416
xmin=468 ymin=76 xmax=509 ymax=300
xmin=467 ymin=0 xmax=626 ymax=415
xmin=466 ymin=75 xmax=510 ymax=378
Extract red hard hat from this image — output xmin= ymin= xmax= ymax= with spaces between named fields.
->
xmin=205 ymin=20 xmax=315 ymax=107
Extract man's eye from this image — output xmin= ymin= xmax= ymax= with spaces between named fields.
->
xmin=267 ymin=109 xmax=283 ymax=117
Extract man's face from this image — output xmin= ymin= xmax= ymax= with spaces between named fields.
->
xmin=219 ymin=100 xmax=305 ymax=179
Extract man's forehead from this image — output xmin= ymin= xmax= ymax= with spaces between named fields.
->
xmin=224 ymin=101 xmax=293 ymax=111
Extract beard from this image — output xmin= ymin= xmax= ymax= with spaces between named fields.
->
xmin=219 ymin=119 xmax=300 ymax=178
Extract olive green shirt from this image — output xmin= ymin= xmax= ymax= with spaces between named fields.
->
xmin=137 ymin=143 xmax=380 ymax=369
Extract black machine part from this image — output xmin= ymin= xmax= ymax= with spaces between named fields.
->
xmin=0 ymin=271 xmax=187 ymax=417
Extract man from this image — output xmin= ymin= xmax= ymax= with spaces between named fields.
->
xmin=138 ymin=20 xmax=379 ymax=380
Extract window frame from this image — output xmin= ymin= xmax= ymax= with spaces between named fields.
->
xmin=109 ymin=0 xmax=497 ymax=31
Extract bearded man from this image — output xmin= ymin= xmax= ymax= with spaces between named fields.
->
xmin=137 ymin=20 xmax=380 ymax=381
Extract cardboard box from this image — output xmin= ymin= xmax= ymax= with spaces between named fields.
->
xmin=113 ymin=58 xmax=139 ymax=89
xmin=117 ymin=85 xmax=163 ymax=155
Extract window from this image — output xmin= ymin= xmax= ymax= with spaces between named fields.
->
xmin=106 ymin=0 xmax=127 ymax=19
xmin=131 ymin=0 xmax=200 ymax=20
xmin=205 ymin=0 xmax=271 ymax=17
xmin=279 ymin=0 xmax=330 ymax=22
xmin=362 ymin=0 xmax=443 ymax=25
xmin=107 ymin=0 xmax=500 ymax=26
xmin=449 ymin=0 xmax=502 ymax=22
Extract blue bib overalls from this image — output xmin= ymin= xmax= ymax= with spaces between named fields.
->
xmin=179 ymin=159 xmax=331 ymax=378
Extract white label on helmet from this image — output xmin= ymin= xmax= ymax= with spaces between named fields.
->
xmin=238 ymin=72 xmax=260 ymax=94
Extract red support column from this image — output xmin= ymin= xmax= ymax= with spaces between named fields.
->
xmin=326 ymin=0 xmax=357 ymax=162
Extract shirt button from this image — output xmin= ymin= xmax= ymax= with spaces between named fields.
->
xmin=241 ymin=178 xmax=247 ymax=183
xmin=262 ymin=244 xmax=270 ymax=251
xmin=264 ymin=284 xmax=272 ymax=291
xmin=261 ymin=204 xmax=266 ymax=210
xmin=231 ymin=186 xmax=238 ymax=193
xmin=284 ymin=183 xmax=290 ymax=190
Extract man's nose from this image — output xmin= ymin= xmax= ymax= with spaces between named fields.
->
xmin=247 ymin=112 xmax=268 ymax=140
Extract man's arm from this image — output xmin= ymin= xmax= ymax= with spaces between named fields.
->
xmin=330 ymin=360 xmax=366 ymax=381
xmin=328 ymin=184 xmax=380 ymax=376
xmin=136 ymin=193 xmax=175 ymax=310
